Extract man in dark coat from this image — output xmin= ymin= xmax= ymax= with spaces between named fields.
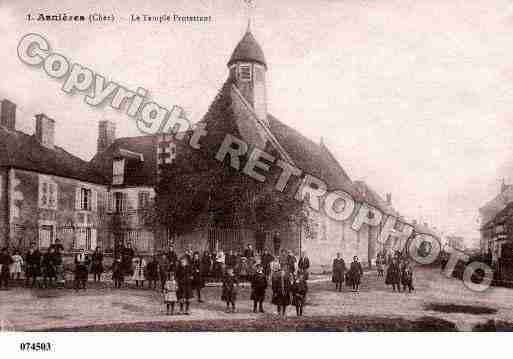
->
xmin=225 ymin=249 xmax=237 ymax=269
xmin=90 ymin=246 xmax=104 ymax=282
xmin=165 ymin=246 xmax=178 ymax=273
xmin=175 ymin=257 xmax=193 ymax=314
xmin=201 ymin=251 xmax=212 ymax=281
xmin=42 ymin=247 xmax=57 ymax=288
xmin=348 ymin=256 xmax=364 ymax=292
xmin=286 ymin=250 xmax=297 ymax=274
xmin=260 ymin=249 xmax=274 ymax=279
xmin=145 ymin=255 xmax=160 ymax=290
xmin=271 ymin=267 xmax=291 ymax=316
xmin=25 ymin=243 xmax=42 ymax=288
xmin=250 ymin=264 xmax=267 ymax=313
xmin=74 ymin=249 xmax=89 ymax=290
xmin=191 ymin=252 xmax=204 ymax=302
xmin=50 ymin=239 xmax=64 ymax=286
xmin=332 ymin=252 xmax=346 ymax=292
xmin=0 ymin=247 xmax=13 ymax=289
xmin=157 ymin=253 xmax=171 ymax=290
xmin=122 ymin=243 xmax=135 ymax=276
xmin=385 ymin=257 xmax=401 ymax=292
xmin=298 ymin=251 xmax=310 ymax=280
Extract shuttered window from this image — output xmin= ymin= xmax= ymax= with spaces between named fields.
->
xmin=239 ymin=64 xmax=251 ymax=81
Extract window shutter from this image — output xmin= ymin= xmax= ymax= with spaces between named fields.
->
xmin=92 ymin=189 xmax=98 ymax=211
xmin=138 ymin=191 xmax=144 ymax=209
xmin=122 ymin=192 xmax=128 ymax=212
xmin=91 ymin=228 xmax=97 ymax=250
xmin=107 ymin=192 xmax=113 ymax=213
xmin=75 ymin=187 xmax=81 ymax=210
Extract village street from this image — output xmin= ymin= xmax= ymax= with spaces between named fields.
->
xmin=1 ymin=267 xmax=511 ymax=331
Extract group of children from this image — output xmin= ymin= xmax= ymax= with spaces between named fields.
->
xmin=161 ymin=262 xmax=308 ymax=317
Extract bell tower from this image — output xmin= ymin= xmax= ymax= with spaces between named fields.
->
xmin=227 ymin=24 xmax=268 ymax=126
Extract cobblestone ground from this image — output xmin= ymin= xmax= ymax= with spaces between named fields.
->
xmin=1 ymin=267 xmax=512 ymax=331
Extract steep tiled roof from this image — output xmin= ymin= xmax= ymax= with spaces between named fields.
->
xmin=0 ymin=125 xmax=105 ymax=184
xmin=267 ymin=114 xmax=360 ymax=199
xmin=227 ymin=30 xmax=267 ymax=68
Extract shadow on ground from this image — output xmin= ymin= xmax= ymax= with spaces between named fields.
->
xmin=38 ymin=315 xmax=457 ymax=332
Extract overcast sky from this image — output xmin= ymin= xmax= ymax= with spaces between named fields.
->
xmin=2 ymin=0 xmax=513 ymax=244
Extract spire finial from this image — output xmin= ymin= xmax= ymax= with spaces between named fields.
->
xmin=244 ymin=0 xmax=254 ymax=33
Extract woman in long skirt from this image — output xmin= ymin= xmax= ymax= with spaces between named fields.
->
xmin=271 ymin=267 xmax=291 ymax=316
xmin=347 ymin=256 xmax=363 ymax=292
xmin=332 ymin=253 xmax=346 ymax=292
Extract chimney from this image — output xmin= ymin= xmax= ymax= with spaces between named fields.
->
xmin=386 ymin=193 xmax=392 ymax=205
xmin=35 ymin=114 xmax=55 ymax=149
xmin=0 ymin=99 xmax=16 ymax=130
xmin=97 ymin=120 xmax=116 ymax=153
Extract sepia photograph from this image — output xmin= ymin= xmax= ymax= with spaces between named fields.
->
xmin=1 ymin=0 xmax=513 ymax=352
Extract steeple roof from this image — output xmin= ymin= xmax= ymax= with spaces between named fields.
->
xmin=227 ymin=30 xmax=267 ymax=69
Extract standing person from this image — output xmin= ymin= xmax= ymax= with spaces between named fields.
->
xmin=90 ymin=246 xmax=104 ymax=283
xmin=298 ymin=251 xmax=310 ymax=280
xmin=221 ymin=267 xmax=238 ymax=313
xmin=291 ymin=273 xmax=308 ymax=316
xmin=215 ymin=250 xmax=225 ymax=281
xmin=261 ymin=249 xmax=274 ymax=279
xmin=112 ymin=256 xmax=124 ymax=289
xmin=132 ymin=254 xmax=147 ymax=288
xmin=348 ymin=256 xmax=363 ymax=292
xmin=175 ymin=258 xmax=193 ymax=314
xmin=278 ymin=249 xmax=288 ymax=270
xmin=165 ymin=246 xmax=178 ymax=273
xmin=401 ymin=260 xmax=414 ymax=293
xmin=286 ymin=250 xmax=297 ymax=274
xmin=0 ymin=248 xmax=13 ymax=289
xmin=332 ymin=253 xmax=346 ymax=292
xmin=10 ymin=249 xmax=24 ymax=281
xmin=271 ymin=266 xmax=291 ymax=316
xmin=191 ymin=252 xmax=204 ymax=302
xmin=250 ymin=264 xmax=267 ymax=313
xmin=201 ymin=250 xmax=212 ymax=283
xmin=25 ymin=243 xmax=42 ymax=288
xmin=273 ymin=231 xmax=281 ymax=256
xmin=376 ymin=254 xmax=385 ymax=278
xmin=42 ymin=247 xmax=57 ymax=288
xmin=163 ymin=272 xmax=178 ymax=315
xmin=146 ymin=255 xmax=160 ymax=290
xmin=158 ymin=253 xmax=171 ymax=291
xmin=74 ymin=249 xmax=89 ymax=290
xmin=385 ymin=257 xmax=401 ymax=292
xmin=225 ymin=249 xmax=236 ymax=270
xmin=122 ymin=242 xmax=135 ymax=277
xmin=50 ymin=239 xmax=64 ymax=286
xmin=243 ymin=244 xmax=254 ymax=259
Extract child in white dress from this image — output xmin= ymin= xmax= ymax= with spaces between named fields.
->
xmin=11 ymin=250 xmax=24 ymax=280
xmin=132 ymin=256 xmax=146 ymax=288
xmin=164 ymin=273 xmax=178 ymax=315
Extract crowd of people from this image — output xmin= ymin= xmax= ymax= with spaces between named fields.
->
xmin=0 ymin=240 xmax=416 ymax=317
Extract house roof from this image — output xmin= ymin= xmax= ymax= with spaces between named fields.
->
xmin=227 ymin=30 xmax=267 ymax=69
xmin=91 ymin=134 xmax=159 ymax=187
xmin=0 ymin=125 xmax=106 ymax=184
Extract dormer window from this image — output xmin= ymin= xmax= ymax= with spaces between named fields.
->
xmin=113 ymin=158 xmax=125 ymax=185
xmin=239 ymin=64 xmax=252 ymax=82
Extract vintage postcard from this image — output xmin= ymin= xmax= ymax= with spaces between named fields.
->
xmin=1 ymin=0 xmax=513 ymax=351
